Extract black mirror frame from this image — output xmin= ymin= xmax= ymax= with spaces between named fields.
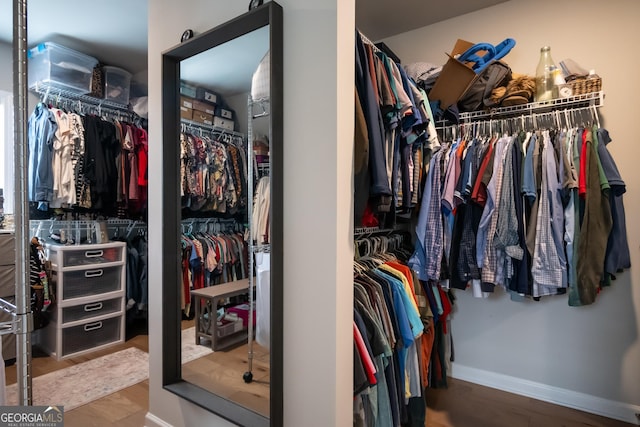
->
xmin=160 ymin=3 xmax=283 ymax=426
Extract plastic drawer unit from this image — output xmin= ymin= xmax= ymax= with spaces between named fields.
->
xmin=28 ymin=42 xmax=98 ymax=94
xmin=0 ymin=232 xmax=16 ymax=363
xmin=41 ymin=241 xmax=126 ymax=360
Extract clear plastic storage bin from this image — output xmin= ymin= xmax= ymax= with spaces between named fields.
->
xmin=28 ymin=42 xmax=98 ymax=94
xmin=103 ymin=66 xmax=132 ymax=105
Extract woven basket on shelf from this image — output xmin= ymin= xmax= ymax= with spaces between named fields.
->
xmin=568 ymin=76 xmax=602 ymax=95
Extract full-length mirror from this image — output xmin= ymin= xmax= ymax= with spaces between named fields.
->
xmin=161 ymin=3 xmax=283 ymax=426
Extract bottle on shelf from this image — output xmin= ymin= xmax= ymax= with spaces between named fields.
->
xmin=552 ymin=67 xmax=567 ymax=99
xmin=535 ymin=46 xmax=556 ymax=102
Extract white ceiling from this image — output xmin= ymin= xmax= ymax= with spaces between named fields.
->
xmin=180 ymin=26 xmax=269 ymax=96
xmin=0 ymin=0 xmax=507 ymax=94
xmin=0 ymin=0 xmax=148 ymax=75
xmin=355 ymin=0 xmax=507 ymax=40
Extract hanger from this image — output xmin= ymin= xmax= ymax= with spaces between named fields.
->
xmin=592 ymin=104 xmax=601 ymax=128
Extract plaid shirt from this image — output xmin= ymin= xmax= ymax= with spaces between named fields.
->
xmin=495 ymin=137 xmax=524 ymax=285
xmin=409 ymin=147 xmax=444 ymax=281
xmin=480 ymin=136 xmax=511 ymax=286
xmin=532 ymin=131 xmax=567 ymax=296
xmin=423 ymin=149 xmax=445 ymax=281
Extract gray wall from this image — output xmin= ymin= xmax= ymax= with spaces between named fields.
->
xmin=0 ymin=41 xmax=12 ymax=91
xmin=383 ymin=0 xmax=639 ymax=420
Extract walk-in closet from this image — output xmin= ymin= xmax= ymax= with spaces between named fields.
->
xmin=2 ymin=1 xmax=639 ymax=426
xmin=1 ymin=1 xmax=278 ymax=424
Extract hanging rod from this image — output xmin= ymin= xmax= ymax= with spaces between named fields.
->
xmin=181 ymin=118 xmax=245 ymax=139
xmin=250 ymin=97 xmax=270 ymax=119
xmin=181 ymin=217 xmax=240 ymax=224
xmin=354 ymin=226 xmax=397 ymax=236
xmin=251 ymin=244 xmax=270 ymax=253
xmin=181 ymin=217 xmax=245 ymax=235
xmin=29 ymin=219 xmax=148 ymax=228
xmin=358 ymin=30 xmax=381 ymax=54
xmin=32 ymin=81 xmax=134 ymax=112
xmin=458 ymin=91 xmax=604 ymax=122
xmin=29 ymin=219 xmax=148 ymax=239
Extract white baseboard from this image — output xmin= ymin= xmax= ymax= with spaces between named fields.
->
xmin=145 ymin=412 xmax=174 ymax=427
xmin=450 ymin=364 xmax=640 ymax=425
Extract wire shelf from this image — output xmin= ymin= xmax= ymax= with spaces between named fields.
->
xmin=458 ymin=91 xmax=604 ymax=121
xmin=250 ymin=244 xmax=271 ymax=253
xmin=32 ymin=82 xmax=133 ymax=112
xmin=354 ymin=226 xmax=397 ymax=236
xmin=181 ymin=119 xmax=245 ymax=139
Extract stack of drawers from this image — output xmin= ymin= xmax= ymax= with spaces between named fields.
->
xmin=0 ymin=232 xmax=16 ymax=363
xmin=42 ymin=242 xmax=126 ymax=360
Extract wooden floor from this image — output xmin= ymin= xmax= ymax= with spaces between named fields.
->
xmin=424 ymin=380 xmax=635 ymax=427
xmin=183 ymin=341 xmax=270 ymax=417
xmin=4 ymin=321 xmax=634 ymax=427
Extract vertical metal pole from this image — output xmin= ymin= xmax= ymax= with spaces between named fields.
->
xmin=246 ymin=95 xmax=255 ymax=378
xmin=13 ymin=0 xmax=33 ymax=406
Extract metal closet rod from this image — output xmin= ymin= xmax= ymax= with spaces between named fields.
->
xmin=0 ymin=297 xmax=18 ymax=337
xmin=33 ymin=83 xmax=142 ymax=123
xmin=181 ymin=119 xmax=245 ymax=140
xmin=436 ymin=104 xmax=602 ymax=139
xmin=457 ymin=90 xmax=604 ymax=121
xmin=29 ymin=218 xmax=147 ymax=234
xmin=34 ymin=82 xmax=132 ymax=111
xmin=462 ymin=105 xmax=599 ymax=131
xmin=181 ymin=217 xmax=245 ymax=234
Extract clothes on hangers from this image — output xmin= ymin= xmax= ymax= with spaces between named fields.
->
xmin=180 ymin=227 xmax=248 ymax=315
xmin=252 ymin=176 xmax=270 ymax=245
xmin=353 ymin=232 xmax=446 ymax=427
xmin=355 ymin=30 xmax=440 ymax=229
xmin=112 ymin=232 xmax=149 ymax=313
xmin=180 ymin=131 xmax=248 ymax=215
xmin=28 ymin=103 xmax=57 ymax=211
xmin=27 ymin=102 xmax=148 ymax=217
xmin=114 ymin=120 xmax=149 ymax=216
xmin=410 ymin=121 xmax=630 ymax=307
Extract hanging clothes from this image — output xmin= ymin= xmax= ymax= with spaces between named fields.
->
xmin=410 ymin=121 xmax=629 ymax=307
xmin=354 ymin=30 xmax=440 ymax=229
xmin=179 ymin=226 xmax=249 ymax=317
xmin=180 ymin=131 xmax=247 ymax=216
xmin=27 ymin=102 xmax=148 ymax=218
xmin=353 ymin=232 xmax=442 ymax=427
xmin=28 ymin=103 xmax=57 ymax=211
xmin=252 ymin=176 xmax=270 ymax=245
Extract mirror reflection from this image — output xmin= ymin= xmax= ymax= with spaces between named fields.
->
xmin=177 ymin=25 xmax=271 ymax=418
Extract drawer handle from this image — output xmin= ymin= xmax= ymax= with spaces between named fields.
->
xmin=84 ymin=321 xmax=103 ymax=332
xmin=84 ymin=269 xmax=104 ymax=278
xmin=84 ymin=250 xmax=104 ymax=258
xmin=84 ymin=302 xmax=103 ymax=312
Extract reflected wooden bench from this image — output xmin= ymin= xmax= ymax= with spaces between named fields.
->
xmin=191 ymin=278 xmax=253 ymax=351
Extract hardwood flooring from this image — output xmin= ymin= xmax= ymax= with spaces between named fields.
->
xmin=183 ymin=341 xmax=270 ymax=417
xmin=4 ymin=321 xmax=635 ymax=427
xmin=425 ymin=380 xmax=635 ymax=427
